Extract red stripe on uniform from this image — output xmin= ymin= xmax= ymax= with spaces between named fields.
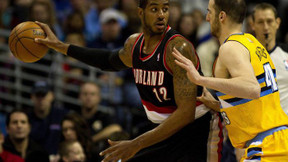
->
xmin=131 ymin=33 xmax=143 ymax=62
xmin=217 ymin=113 xmax=224 ymax=162
xmin=196 ymin=101 xmax=202 ymax=107
xmin=141 ymin=100 xmax=176 ymax=113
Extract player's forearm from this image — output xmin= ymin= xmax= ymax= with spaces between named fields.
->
xmin=199 ymin=76 xmax=260 ymax=99
xmin=203 ymin=100 xmax=221 ymax=112
xmin=132 ymin=107 xmax=194 ymax=150
xmin=65 ymin=45 xmax=128 ymax=71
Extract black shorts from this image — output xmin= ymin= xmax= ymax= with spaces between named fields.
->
xmin=128 ymin=112 xmax=212 ymax=162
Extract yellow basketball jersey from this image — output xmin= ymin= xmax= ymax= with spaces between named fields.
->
xmin=216 ymin=33 xmax=288 ymax=148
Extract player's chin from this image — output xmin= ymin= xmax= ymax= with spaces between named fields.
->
xmin=153 ymin=28 xmax=165 ymax=35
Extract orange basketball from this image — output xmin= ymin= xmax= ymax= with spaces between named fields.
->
xmin=8 ymin=21 xmax=49 ymax=63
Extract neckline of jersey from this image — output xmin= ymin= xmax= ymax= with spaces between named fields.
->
xmin=139 ymin=26 xmax=171 ymax=61
xmin=223 ymin=32 xmax=244 ymax=44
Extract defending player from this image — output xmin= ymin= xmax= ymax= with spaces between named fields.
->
xmin=173 ymin=0 xmax=288 ymax=161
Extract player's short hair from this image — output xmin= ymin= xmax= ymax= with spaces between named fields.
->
xmin=138 ymin=0 xmax=170 ymax=9
xmin=214 ymin=0 xmax=246 ymax=23
xmin=252 ymin=3 xmax=278 ymax=21
xmin=138 ymin=0 xmax=148 ymax=9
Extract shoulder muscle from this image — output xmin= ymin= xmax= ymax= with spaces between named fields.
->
xmin=119 ymin=33 xmax=141 ymax=67
xmin=165 ymin=36 xmax=198 ymax=72
xmin=219 ymin=41 xmax=253 ymax=78
xmin=165 ymin=36 xmax=198 ymax=107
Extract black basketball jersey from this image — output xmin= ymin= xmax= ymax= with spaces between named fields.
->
xmin=132 ymin=26 xmax=203 ymax=123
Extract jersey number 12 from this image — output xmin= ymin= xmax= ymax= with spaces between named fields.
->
xmin=153 ymin=87 xmax=171 ymax=102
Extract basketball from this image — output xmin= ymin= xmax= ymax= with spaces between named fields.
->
xmin=8 ymin=21 xmax=49 ymax=63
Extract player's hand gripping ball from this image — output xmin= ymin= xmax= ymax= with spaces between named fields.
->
xmin=8 ymin=21 xmax=49 ymax=63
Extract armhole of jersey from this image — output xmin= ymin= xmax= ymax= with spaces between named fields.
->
xmin=181 ymin=36 xmax=200 ymax=70
xmin=212 ymin=56 xmax=219 ymax=77
xmin=131 ymin=33 xmax=143 ymax=69
xmin=226 ymin=40 xmax=251 ymax=62
xmin=163 ymin=35 xmax=200 ymax=75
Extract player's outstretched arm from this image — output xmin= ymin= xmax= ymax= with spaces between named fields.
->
xmin=173 ymin=41 xmax=260 ymax=99
xmin=34 ymin=21 xmax=137 ymax=71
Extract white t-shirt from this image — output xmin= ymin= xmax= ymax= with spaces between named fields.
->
xmin=270 ymin=44 xmax=288 ymax=114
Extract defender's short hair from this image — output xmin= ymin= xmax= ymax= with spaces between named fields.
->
xmin=214 ymin=0 xmax=247 ymax=23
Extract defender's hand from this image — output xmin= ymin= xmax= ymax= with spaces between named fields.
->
xmin=172 ymin=48 xmax=202 ymax=85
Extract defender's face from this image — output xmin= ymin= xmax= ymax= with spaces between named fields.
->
xmin=206 ymin=0 xmax=221 ymax=38
xmin=252 ymin=9 xmax=280 ymax=45
xmin=140 ymin=0 xmax=170 ymax=34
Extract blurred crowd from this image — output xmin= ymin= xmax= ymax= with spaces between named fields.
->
xmin=0 ymin=0 xmax=288 ymax=161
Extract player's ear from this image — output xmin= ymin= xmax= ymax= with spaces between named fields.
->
xmin=219 ymin=11 xmax=226 ymax=22
xmin=138 ymin=7 xmax=144 ymax=17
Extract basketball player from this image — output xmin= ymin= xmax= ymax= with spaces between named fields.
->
xmin=35 ymin=0 xmax=222 ymax=161
xmin=221 ymin=3 xmax=288 ymax=161
xmin=173 ymin=0 xmax=288 ymax=161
